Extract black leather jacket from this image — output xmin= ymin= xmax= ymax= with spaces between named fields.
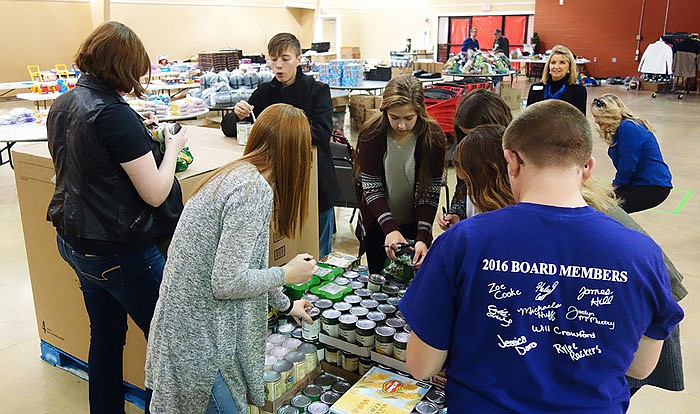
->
xmin=47 ymin=74 xmax=181 ymax=247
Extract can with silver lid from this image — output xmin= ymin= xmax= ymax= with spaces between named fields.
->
xmin=331 ymin=380 xmax=352 ymax=395
xmin=341 ymin=350 xmax=359 ymax=373
xmin=278 ymin=322 xmax=295 ymax=337
xmin=285 ymin=351 xmax=306 ymax=384
xmin=350 ymin=281 xmax=365 ymax=290
xmin=292 ymin=327 xmax=303 ymax=340
xmin=396 ymin=310 xmax=405 ymax=320
xmin=321 ymin=309 xmax=341 ymax=338
xmin=290 ymin=394 xmax=312 ymax=411
xmin=377 ymin=303 xmax=397 ymax=318
xmin=382 ymin=284 xmax=400 ymax=296
xmin=343 ymin=270 xmax=360 ymax=280
xmin=338 ymin=314 xmax=358 ymax=343
xmin=271 ymin=345 xmax=290 ymax=359
xmin=355 ymin=319 xmax=376 ymax=347
xmin=360 ymin=299 xmax=378 ymax=311
xmin=298 ymin=342 xmax=318 ymax=374
xmin=268 ymin=333 xmax=286 ymax=346
xmin=283 ymin=337 xmax=302 ymax=352
xmin=302 ymin=307 xmax=321 ymax=341
xmin=370 ymin=292 xmax=389 ymax=303
xmin=367 ymin=310 xmax=386 ymax=325
xmin=357 ymin=274 xmax=369 ymax=284
xmin=264 ymin=355 xmax=278 ymax=371
xmin=314 ymin=373 xmax=338 ymax=390
xmin=343 ymin=294 xmax=362 ymax=305
xmin=385 ymin=317 xmax=405 ymax=330
xmin=350 ymin=306 xmax=369 ymax=318
xmin=414 ymin=401 xmax=439 ymax=414
xmin=354 ymin=288 xmax=372 ymax=298
xmin=277 ymin=405 xmax=298 ymax=414
xmin=302 ymin=293 xmax=319 ymax=303
xmin=272 ymin=359 xmax=294 ymax=390
xmin=393 ymin=331 xmax=410 ymax=361
xmin=368 ymin=274 xmax=386 ymax=292
xmin=315 ymin=299 xmax=334 ymax=311
xmin=324 ymin=346 xmax=338 ymax=366
xmin=335 ymin=276 xmax=350 ymax=286
xmin=307 ymin=402 xmax=329 ymax=414
xmin=387 ymin=296 xmax=400 ymax=307
xmin=303 ymin=383 xmax=323 ymax=401
xmin=320 ymin=390 xmax=341 ymax=405
xmin=263 ymin=370 xmax=282 ymax=401
xmin=426 ymin=387 xmax=447 ymax=407
xmin=404 ymin=324 xmax=412 ymax=333
xmin=333 ymin=302 xmax=352 ymax=312
xmin=352 ymin=265 xmax=369 ymax=276
xmin=358 ymin=357 xmax=373 ymax=375
xmin=374 ymin=326 xmax=396 ymax=356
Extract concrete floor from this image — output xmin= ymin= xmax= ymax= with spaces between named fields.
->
xmin=0 ymin=79 xmax=697 ymax=412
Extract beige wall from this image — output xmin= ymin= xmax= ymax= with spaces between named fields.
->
xmin=0 ymin=0 xmax=534 ymax=83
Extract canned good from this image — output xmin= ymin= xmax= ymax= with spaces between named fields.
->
xmin=315 ymin=299 xmax=334 ymax=310
xmin=264 ymin=355 xmax=278 ymax=370
xmin=285 ymin=351 xmax=306 ymax=384
xmin=292 ymin=328 xmax=303 ymax=340
xmin=283 ymin=337 xmax=302 ymax=351
xmin=358 ymin=357 xmax=373 ymax=375
xmin=377 ymin=303 xmax=397 ymax=318
xmin=343 ymin=294 xmax=362 ymax=305
xmin=268 ymin=333 xmax=286 ymax=346
xmin=341 ymin=351 xmax=359 ymax=372
xmin=263 ymin=370 xmax=283 ymax=401
xmin=393 ymin=331 xmax=410 ymax=361
xmin=375 ymin=326 xmax=396 ymax=356
xmin=354 ymin=288 xmax=372 ymax=298
xmin=298 ymin=342 xmax=318 ymax=374
xmin=355 ymin=319 xmax=377 ymax=347
xmin=302 ymin=293 xmax=319 ymax=304
xmin=303 ymin=384 xmax=323 ymax=401
xmin=314 ymin=340 xmax=325 ymax=362
xmin=291 ymin=393 xmax=312 ymax=410
xmin=350 ymin=281 xmax=365 ymax=290
xmin=370 ymin=292 xmax=389 ymax=303
xmin=320 ymin=390 xmax=341 ymax=405
xmin=404 ymin=324 xmax=412 ymax=333
xmin=333 ymin=302 xmax=352 ymax=312
xmin=278 ymin=322 xmax=295 ymax=337
xmin=352 ymin=265 xmax=370 ymax=276
xmin=335 ymin=276 xmax=350 ymax=286
xmin=368 ymin=274 xmax=386 ymax=292
xmin=307 ymin=402 xmax=329 ymax=414
xmin=314 ymin=373 xmax=338 ymax=390
xmin=302 ymin=307 xmax=321 ymax=341
xmin=272 ymin=359 xmax=294 ymax=390
xmin=331 ymin=380 xmax=352 ymax=395
xmin=265 ymin=342 xmax=274 ymax=353
xmin=350 ymin=306 xmax=369 ymax=318
xmin=360 ymin=299 xmax=378 ymax=311
xmin=385 ymin=317 xmax=405 ymax=330
xmin=321 ymin=309 xmax=341 ymax=338
xmin=338 ymin=314 xmax=359 ymax=344
xmin=367 ymin=310 xmax=386 ymax=325
xmin=343 ymin=270 xmax=360 ymax=280
xmin=324 ymin=346 xmax=339 ymax=366
xmin=426 ymin=387 xmax=447 ymax=407
xmin=272 ymin=346 xmax=290 ymax=359
xmin=248 ymin=404 xmax=260 ymax=414
xmin=387 ymin=297 xmax=400 ymax=307
xmin=277 ymin=405 xmax=298 ymax=414
xmin=415 ymin=401 xmax=439 ymax=414
xmin=396 ymin=310 xmax=405 ymax=320
xmin=382 ymin=284 xmax=400 ymax=296
xmin=357 ymin=274 xmax=369 ymax=284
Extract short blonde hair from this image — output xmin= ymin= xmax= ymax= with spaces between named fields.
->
xmin=542 ymin=45 xmax=578 ymax=85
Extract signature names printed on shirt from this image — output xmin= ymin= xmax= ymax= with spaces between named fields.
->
xmin=486 ymin=304 xmax=513 ymax=327
xmin=565 ymin=306 xmax=616 ymax=330
xmin=553 ymin=342 xmax=602 ymax=361
xmin=577 ymin=286 xmax=615 ymax=307
xmin=497 ymin=334 xmax=538 ymax=356
xmin=535 ymin=281 xmax=559 ymax=301
xmin=488 ymin=282 xmax=522 ymax=300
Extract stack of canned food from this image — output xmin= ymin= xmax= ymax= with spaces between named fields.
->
xmin=272 ymin=373 xmax=352 ymax=414
xmin=263 ymin=331 xmax=320 ymax=402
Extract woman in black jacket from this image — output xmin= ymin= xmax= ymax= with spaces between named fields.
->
xmin=47 ymin=21 xmax=187 ymax=413
xmin=526 ymin=44 xmax=587 ymax=115
xmin=221 ymin=33 xmax=339 ymax=258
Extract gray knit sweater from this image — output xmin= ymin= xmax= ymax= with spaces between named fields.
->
xmin=145 ymin=162 xmax=290 ymax=413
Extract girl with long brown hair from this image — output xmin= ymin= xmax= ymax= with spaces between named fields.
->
xmin=355 ymin=74 xmax=446 ymax=273
xmin=146 ymin=104 xmax=317 ymax=414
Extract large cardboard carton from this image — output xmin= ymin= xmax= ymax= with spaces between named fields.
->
xmin=391 ymin=67 xmax=412 ymax=79
xmin=12 ymin=126 xmax=318 ymax=388
xmin=340 ymin=46 xmax=361 ymax=59
xmin=499 ymin=86 xmax=521 ymax=110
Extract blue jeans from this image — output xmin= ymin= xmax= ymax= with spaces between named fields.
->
xmin=319 ymin=207 xmax=335 ymax=258
xmin=206 ymin=371 xmax=239 ymax=414
xmin=56 ymin=235 xmax=164 ymax=414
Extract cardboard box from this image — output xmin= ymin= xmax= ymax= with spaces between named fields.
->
xmin=499 ymin=86 xmax=521 ymax=110
xmin=391 ymin=67 xmax=412 ymax=79
xmin=340 ymin=46 xmax=361 ymax=59
xmin=430 ymin=62 xmax=445 ymax=73
xmin=332 ymin=94 xmax=351 ymax=107
xmin=640 ymin=81 xmax=670 ymax=92
xmin=12 ymin=126 xmax=318 ymax=389
xmin=349 ymin=94 xmax=376 ymax=110
xmin=374 ymin=96 xmax=383 ymax=109
xmin=308 ymin=52 xmax=336 ymax=64
xmin=365 ymin=108 xmax=381 ymax=122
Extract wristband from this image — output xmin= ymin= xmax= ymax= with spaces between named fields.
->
xmin=280 ymin=300 xmax=293 ymax=315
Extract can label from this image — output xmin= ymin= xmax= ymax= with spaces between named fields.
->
xmin=264 ymin=378 xmax=281 ymax=401
xmin=356 ymin=333 xmax=374 ymax=347
xmin=393 ymin=346 xmax=407 ymax=362
xmin=339 ymin=327 xmax=356 ymax=344
xmin=375 ymin=340 xmax=394 ymax=356
xmin=359 ymin=360 xmax=372 ymax=375
xmin=342 ymin=356 xmax=359 ymax=373
xmin=322 ymin=322 xmax=339 ymax=338
xmin=279 ymin=370 xmax=294 ymax=391
xmin=304 ymin=352 xmax=318 ymax=374
xmin=293 ymin=360 xmax=306 ymax=384
xmin=302 ymin=318 xmax=320 ymax=341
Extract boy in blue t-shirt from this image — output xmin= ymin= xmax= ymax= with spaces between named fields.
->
xmin=399 ymin=100 xmax=683 ymax=413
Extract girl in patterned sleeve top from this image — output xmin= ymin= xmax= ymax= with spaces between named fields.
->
xmin=354 ymin=75 xmax=447 ymax=274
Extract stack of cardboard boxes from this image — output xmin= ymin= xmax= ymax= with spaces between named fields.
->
xmin=340 ymin=46 xmax=361 ymax=59
xmin=349 ymin=95 xmax=383 ymax=130
xmin=413 ymin=60 xmax=445 ymax=74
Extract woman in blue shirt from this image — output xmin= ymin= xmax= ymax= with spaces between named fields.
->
xmin=591 ymin=93 xmax=672 ymax=213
